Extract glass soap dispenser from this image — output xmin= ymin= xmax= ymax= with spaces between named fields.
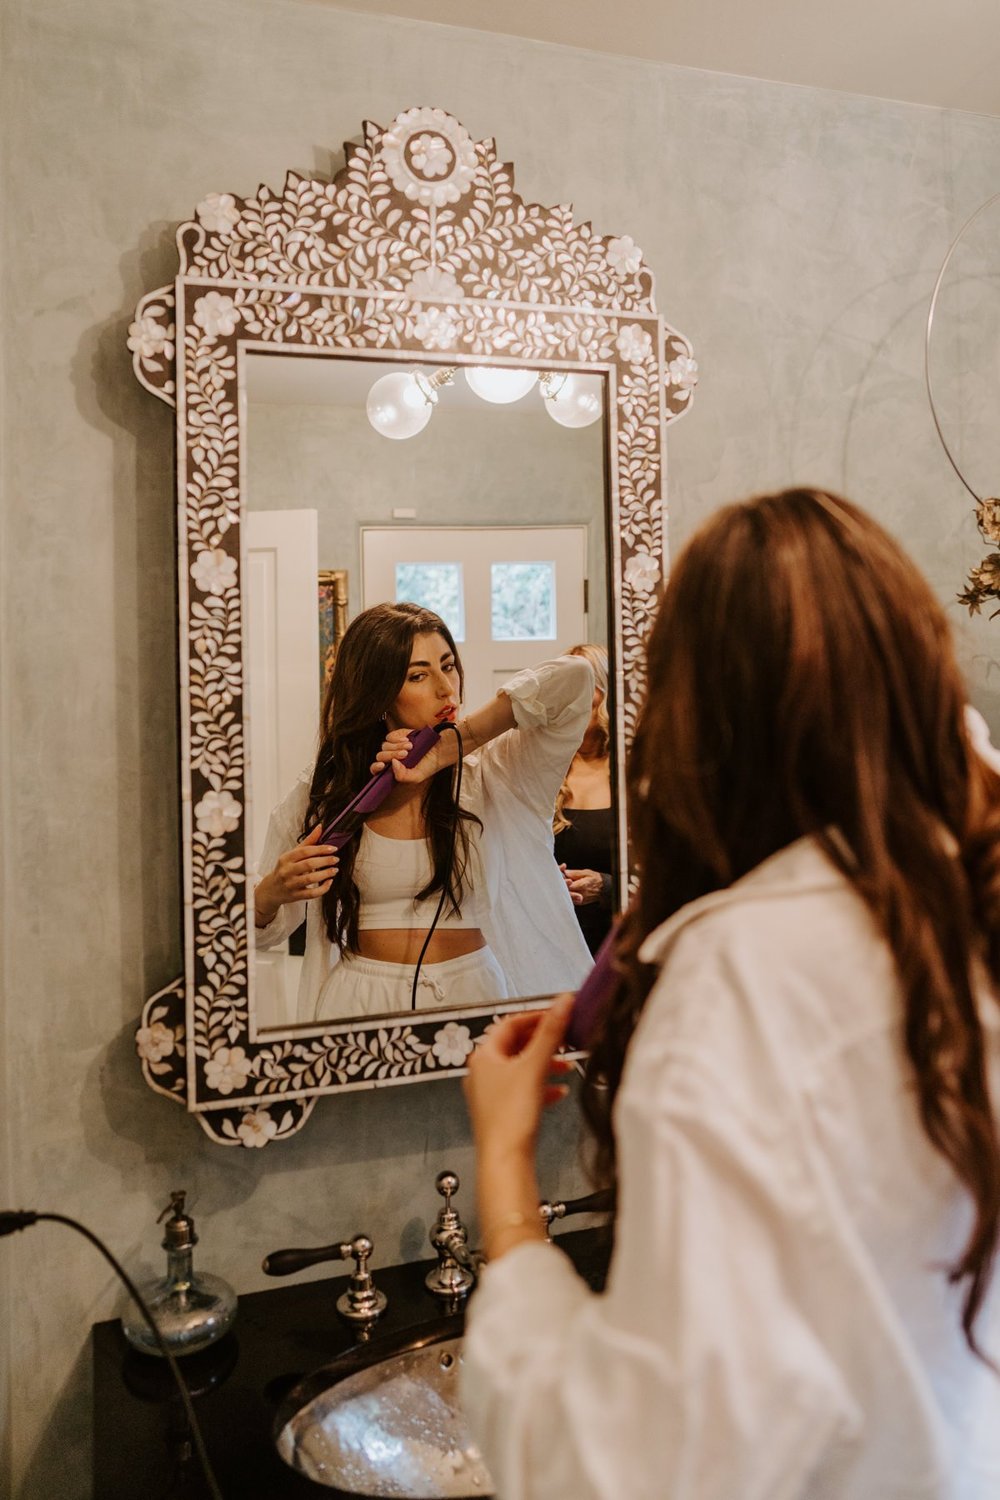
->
xmin=122 ymin=1190 xmax=237 ymax=1357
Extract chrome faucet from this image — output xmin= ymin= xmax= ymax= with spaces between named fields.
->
xmin=262 ymin=1232 xmax=387 ymax=1334
xmin=424 ymin=1172 xmax=614 ymax=1304
xmin=425 ymin=1170 xmax=483 ymax=1304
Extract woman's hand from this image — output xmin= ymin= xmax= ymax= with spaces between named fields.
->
xmin=370 ymin=727 xmax=446 ymax=783
xmin=560 ymin=865 xmax=604 ymax=906
xmin=464 ymin=995 xmax=575 ymax=1260
xmin=464 ymin=995 xmax=574 ymax=1163
xmin=254 ymin=823 xmax=338 ymax=927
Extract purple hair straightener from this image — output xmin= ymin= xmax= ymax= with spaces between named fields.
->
xmin=317 ymin=723 xmax=444 ymax=849
xmin=565 ymin=923 xmax=619 ymax=1051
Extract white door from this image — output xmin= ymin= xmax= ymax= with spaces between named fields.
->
xmin=246 ymin=509 xmax=319 ymax=1028
xmin=361 ymin=526 xmax=588 ymax=710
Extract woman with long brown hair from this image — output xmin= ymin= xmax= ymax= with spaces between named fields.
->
xmin=254 ymin=601 xmax=594 ymax=1020
xmin=461 ymin=490 xmax=1000 ymax=1499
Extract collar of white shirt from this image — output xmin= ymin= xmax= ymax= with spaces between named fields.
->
xmin=638 ymin=834 xmax=846 ymax=969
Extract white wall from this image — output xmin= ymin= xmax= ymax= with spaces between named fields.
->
xmin=4 ymin=1 xmax=1000 ymax=1493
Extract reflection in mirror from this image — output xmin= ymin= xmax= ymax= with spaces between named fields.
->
xmin=244 ymin=354 xmax=612 ymax=1030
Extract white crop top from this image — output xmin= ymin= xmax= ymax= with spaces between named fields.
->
xmin=354 ymin=826 xmax=484 ymax=930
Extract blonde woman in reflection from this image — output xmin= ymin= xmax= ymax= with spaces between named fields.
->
xmin=253 ymin=602 xmax=594 ymax=1022
xmin=553 ymin=643 xmax=615 ymax=955
xmin=462 ymin=490 xmax=1000 ymax=1500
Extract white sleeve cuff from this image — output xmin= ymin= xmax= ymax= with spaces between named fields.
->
xmin=498 ymin=656 xmax=594 ymax=731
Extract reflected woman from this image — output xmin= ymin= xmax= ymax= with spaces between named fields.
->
xmin=253 ymin=602 xmax=594 ymax=1021
xmin=554 ymin=643 xmax=615 ymax=955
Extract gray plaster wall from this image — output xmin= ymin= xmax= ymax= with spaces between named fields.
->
xmin=3 ymin=1 xmax=1000 ymax=1494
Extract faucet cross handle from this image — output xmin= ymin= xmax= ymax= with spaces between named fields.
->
xmin=434 ymin=1170 xmax=460 ymax=1220
xmin=426 ymin=1167 xmax=478 ymax=1304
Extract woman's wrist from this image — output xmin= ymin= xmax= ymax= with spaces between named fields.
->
xmin=458 ymin=714 xmax=480 ymax=752
xmin=476 ymin=1146 xmax=544 ymax=1260
xmin=452 ymin=693 xmax=518 ymax=760
xmin=254 ymin=878 xmax=280 ymax=927
xmin=482 ymin=1210 xmax=548 ymax=1261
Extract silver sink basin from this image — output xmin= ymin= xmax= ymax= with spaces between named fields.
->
xmin=274 ymin=1321 xmax=495 ymax=1497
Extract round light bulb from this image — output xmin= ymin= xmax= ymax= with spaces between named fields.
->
xmin=366 ymin=371 xmax=435 ymax=440
xmin=463 ymin=366 xmax=539 ymax=404
xmin=541 ymin=372 xmax=603 ymax=429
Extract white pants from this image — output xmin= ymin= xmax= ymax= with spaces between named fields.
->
xmin=313 ymin=945 xmax=509 ymax=1021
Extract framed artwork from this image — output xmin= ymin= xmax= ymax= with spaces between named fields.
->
xmin=318 ymin=569 xmax=349 ymax=695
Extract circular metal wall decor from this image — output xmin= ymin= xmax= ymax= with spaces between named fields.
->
xmin=926 ymin=191 xmax=1000 ymax=615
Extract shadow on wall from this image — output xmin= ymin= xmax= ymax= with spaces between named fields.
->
xmin=86 ymin=1018 xmax=585 ymax=1268
xmin=69 ymin=223 xmax=184 ymax=1021
xmin=87 ymin=1017 xmax=479 ymax=1222
xmin=17 ymin=1341 xmax=91 ymax=1500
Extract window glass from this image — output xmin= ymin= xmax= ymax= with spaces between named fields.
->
xmin=491 ymin=561 xmax=556 ymax=640
xmin=395 ymin=562 xmax=465 ymax=641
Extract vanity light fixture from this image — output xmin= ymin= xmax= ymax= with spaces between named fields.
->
xmin=539 ymin=370 xmax=604 ymax=429
xmin=366 ymin=365 xmax=602 ymax=439
xmin=365 ymin=367 xmax=454 ymax=440
xmin=462 ymin=365 xmax=539 ymax=404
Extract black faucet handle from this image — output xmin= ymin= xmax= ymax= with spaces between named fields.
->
xmin=262 ymin=1235 xmax=386 ymax=1331
xmin=262 ymin=1239 xmax=355 ymax=1278
xmin=539 ymin=1188 xmax=614 ymax=1229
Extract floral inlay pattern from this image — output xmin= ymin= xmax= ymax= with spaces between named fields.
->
xmin=382 ymin=107 xmax=478 ymax=208
xmin=130 ymin=109 xmax=695 ymax=1145
xmin=432 ymin=1022 xmax=474 ymax=1067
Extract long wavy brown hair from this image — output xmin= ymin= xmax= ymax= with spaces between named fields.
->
xmin=582 ymin=488 xmax=1000 ymax=1359
xmin=304 ymin=601 xmax=481 ymax=954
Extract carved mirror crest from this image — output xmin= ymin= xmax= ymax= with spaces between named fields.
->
xmin=130 ymin=107 xmax=696 ymax=1146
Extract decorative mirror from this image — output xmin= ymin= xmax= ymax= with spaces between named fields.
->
xmin=130 ymin=107 xmax=695 ymax=1145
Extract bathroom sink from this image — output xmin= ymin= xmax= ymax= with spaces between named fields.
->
xmin=273 ymin=1318 xmax=495 ymax=1497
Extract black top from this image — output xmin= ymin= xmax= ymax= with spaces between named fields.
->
xmin=554 ymin=805 xmax=614 ymax=955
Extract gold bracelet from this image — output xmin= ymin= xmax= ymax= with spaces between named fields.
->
xmin=460 ymin=715 xmax=480 ymax=750
xmin=487 ymin=1209 xmax=529 ymax=1235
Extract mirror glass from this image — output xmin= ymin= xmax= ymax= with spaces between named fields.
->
xmin=243 ymin=353 xmax=612 ymax=1030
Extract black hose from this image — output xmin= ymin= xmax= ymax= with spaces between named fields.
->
xmin=0 ymin=1210 xmax=225 ymax=1500
xmin=410 ymin=721 xmax=465 ymax=1011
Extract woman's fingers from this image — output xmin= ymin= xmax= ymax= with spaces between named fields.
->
xmin=371 ymin=736 xmax=413 ymax=775
xmin=484 ymin=1010 xmax=546 ymax=1057
xmin=483 ymin=996 xmax=573 ymax=1062
xmin=526 ymin=992 xmax=574 ymax=1061
xmin=299 ymin=860 xmax=337 ymax=890
xmin=565 ymin=868 xmax=600 ymax=904
xmin=289 ymin=851 xmax=336 ymax=871
xmin=271 ymin=846 xmax=339 ymax=904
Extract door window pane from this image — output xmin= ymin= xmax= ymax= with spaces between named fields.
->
xmin=491 ymin=561 xmax=556 ymax=640
xmin=395 ymin=562 xmax=465 ymax=641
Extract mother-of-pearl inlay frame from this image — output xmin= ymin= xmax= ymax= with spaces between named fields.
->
xmin=129 ymin=107 xmax=696 ymax=1146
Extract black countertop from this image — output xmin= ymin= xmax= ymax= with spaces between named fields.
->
xmin=92 ymin=1227 xmax=609 ymax=1499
